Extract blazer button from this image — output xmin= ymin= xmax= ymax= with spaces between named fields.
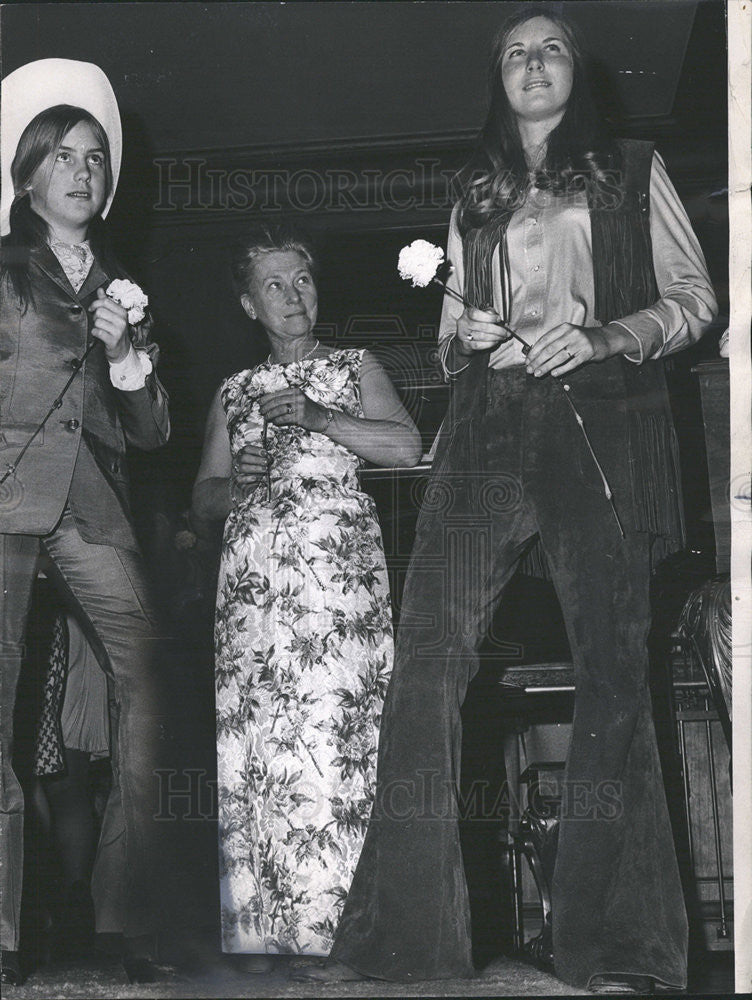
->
xmin=69 ymin=357 xmax=82 ymax=370
xmin=69 ymin=304 xmax=83 ymax=315
xmin=65 ymin=418 xmax=80 ymax=431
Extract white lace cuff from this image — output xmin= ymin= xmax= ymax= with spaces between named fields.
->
xmin=108 ymin=345 xmax=153 ymax=390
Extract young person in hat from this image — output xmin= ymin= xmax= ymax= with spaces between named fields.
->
xmin=0 ymin=59 xmax=170 ymax=986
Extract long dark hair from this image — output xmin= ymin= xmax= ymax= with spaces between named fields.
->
xmin=1 ymin=105 xmax=119 ymax=310
xmin=457 ymin=5 xmax=616 ymax=234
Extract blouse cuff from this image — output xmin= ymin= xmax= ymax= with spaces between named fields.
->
xmin=109 ymin=345 xmax=153 ymax=390
xmin=607 ymin=311 xmax=664 ymax=365
xmin=439 ymin=336 xmax=470 ymax=380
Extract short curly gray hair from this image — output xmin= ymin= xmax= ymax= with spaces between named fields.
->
xmin=230 ymin=222 xmax=318 ymax=298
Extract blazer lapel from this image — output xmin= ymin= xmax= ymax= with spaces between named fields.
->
xmin=78 ymin=257 xmax=110 ymax=305
xmin=31 ymin=245 xmax=110 ymax=304
xmin=32 ymin=245 xmax=78 ymax=299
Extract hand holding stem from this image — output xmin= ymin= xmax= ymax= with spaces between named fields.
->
xmin=435 ymin=280 xmax=531 ymax=355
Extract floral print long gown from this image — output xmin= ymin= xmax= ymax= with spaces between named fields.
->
xmin=215 ymin=349 xmax=393 ymax=954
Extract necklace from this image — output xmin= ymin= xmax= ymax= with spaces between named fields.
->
xmin=269 ymin=339 xmax=319 ymax=365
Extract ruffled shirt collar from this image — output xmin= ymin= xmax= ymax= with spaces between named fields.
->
xmin=48 ymin=239 xmax=94 ymax=293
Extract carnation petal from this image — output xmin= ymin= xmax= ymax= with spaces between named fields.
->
xmin=106 ymin=279 xmax=149 ymax=326
xmin=397 ymin=239 xmax=445 ymax=287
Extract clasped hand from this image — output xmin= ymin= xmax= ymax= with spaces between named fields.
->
xmin=258 ymin=388 xmax=327 ymax=432
xmin=88 ymin=287 xmax=130 ymax=363
xmin=524 ymin=323 xmax=611 ymax=378
xmin=456 ymin=308 xmax=612 ymax=378
xmin=231 ymin=389 xmax=328 ymax=493
xmin=232 ymin=444 xmax=269 ymax=491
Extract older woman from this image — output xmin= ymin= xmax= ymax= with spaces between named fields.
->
xmin=192 ymin=223 xmax=421 ymax=969
xmin=326 ymin=6 xmax=718 ymax=994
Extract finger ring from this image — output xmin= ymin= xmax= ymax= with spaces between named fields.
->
xmin=466 ymin=333 xmax=474 ymax=342
xmin=286 ymin=403 xmax=293 ymax=413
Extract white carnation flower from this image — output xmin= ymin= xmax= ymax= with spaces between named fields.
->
xmin=397 ymin=239 xmax=445 ymax=288
xmin=106 ymin=279 xmax=149 ymax=325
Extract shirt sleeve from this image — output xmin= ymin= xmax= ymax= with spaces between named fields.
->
xmin=610 ymin=152 xmax=718 ymax=363
xmin=109 ymin=344 xmax=154 ymax=390
xmin=438 ymin=203 xmax=469 ymax=379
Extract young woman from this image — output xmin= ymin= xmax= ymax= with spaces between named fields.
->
xmin=325 ymin=8 xmax=718 ymax=994
xmin=0 ymin=59 xmax=170 ymax=985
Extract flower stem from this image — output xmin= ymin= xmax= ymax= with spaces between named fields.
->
xmin=562 ymin=385 xmax=625 ymax=538
xmin=432 ymin=277 xmax=624 ymax=538
xmin=431 ymin=278 xmax=531 ymax=355
xmin=261 ymin=418 xmax=272 ymax=502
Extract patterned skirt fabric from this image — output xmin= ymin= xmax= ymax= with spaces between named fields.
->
xmin=215 ymin=351 xmax=393 ymax=955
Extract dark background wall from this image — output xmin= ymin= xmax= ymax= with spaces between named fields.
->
xmin=2 ymin=2 xmax=728 ymax=531
xmin=2 ymin=2 xmax=718 ymax=148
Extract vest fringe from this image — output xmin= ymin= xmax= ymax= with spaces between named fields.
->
xmin=628 ymin=410 xmax=685 ymax=544
xmin=454 ymin=139 xmax=686 ymax=580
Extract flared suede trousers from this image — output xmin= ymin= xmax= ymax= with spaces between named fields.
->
xmin=332 ymin=358 xmax=687 ymax=990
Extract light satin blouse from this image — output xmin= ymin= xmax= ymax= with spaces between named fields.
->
xmin=438 ymin=152 xmax=718 ymax=374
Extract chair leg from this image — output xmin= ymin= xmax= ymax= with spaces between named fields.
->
xmin=519 ymin=831 xmax=552 ymax=927
xmin=704 ymin=705 xmax=730 ymax=941
xmin=499 ymin=834 xmax=523 ymax=953
xmin=511 ymin=838 xmax=525 ymax=952
xmin=514 ymin=822 xmax=555 ymax=971
xmin=501 ymin=727 xmax=525 ymax=952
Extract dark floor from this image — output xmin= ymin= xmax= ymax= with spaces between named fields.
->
xmin=10 ymin=566 xmax=735 ymax=999
xmin=5 ymin=927 xmax=735 ymax=999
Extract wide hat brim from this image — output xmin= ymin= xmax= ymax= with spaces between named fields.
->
xmin=1 ymin=58 xmax=122 ymax=237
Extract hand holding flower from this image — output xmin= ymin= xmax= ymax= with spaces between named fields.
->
xmin=397 ymin=239 xmax=529 ymax=354
xmin=456 ymin=306 xmax=511 ymax=354
xmin=88 ymin=287 xmax=130 ymax=362
xmin=231 ymin=443 xmax=270 ymax=497
xmin=396 ymin=241 xmax=624 ymax=537
xmin=105 ymin=278 xmax=149 ymax=325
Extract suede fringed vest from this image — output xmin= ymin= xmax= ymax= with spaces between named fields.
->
xmin=445 ymin=139 xmax=684 ymax=571
xmin=592 ymin=140 xmax=685 ymax=560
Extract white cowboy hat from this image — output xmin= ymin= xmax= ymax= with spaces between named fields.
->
xmin=1 ymin=58 xmax=122 ymax=236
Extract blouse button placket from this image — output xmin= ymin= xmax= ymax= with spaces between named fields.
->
xmin=525 ymin=211 xmax=545 ymax=327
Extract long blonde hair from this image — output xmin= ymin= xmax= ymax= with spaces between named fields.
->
xmin=3 ymin=105 xmax=115 ymax=308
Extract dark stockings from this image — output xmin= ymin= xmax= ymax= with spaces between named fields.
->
xmin=42 ymin=748 xmax=98 ymax=955
xmin=43 ymin=748 xmax=96 ymax=889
